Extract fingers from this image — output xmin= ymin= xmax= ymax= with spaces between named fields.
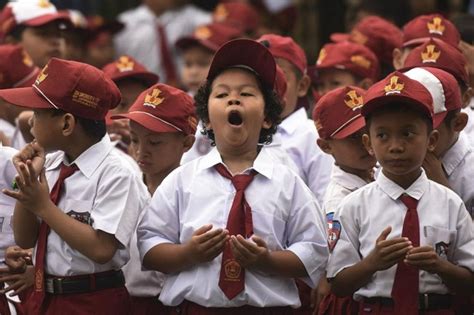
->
xmin=193 ymin=224 xmax=213 ymax=236
xmin=251 ymin=235 xmax=267 ymax=248
xmin=2 ymin=187 xmax=24 ymax=201
xmin=195 ymin=228 xmax=225 ymax=244
xmin=376 ymin=226 xmax=392 ymax=242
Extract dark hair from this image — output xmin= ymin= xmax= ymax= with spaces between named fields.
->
xmin=194 ymin=68 xmax=282 ymax=145
xmin=50 ymin=109 xmax=106 ymax=140
xmin=9 ymin=25 xmax=26 ymax=41
xmin=442 ymin=109 xmax=461 ymax=128
xmin=116 ymin=77 xmax=151 ymax=90
xmin=365 ymin=102 xmax=433 ymax=133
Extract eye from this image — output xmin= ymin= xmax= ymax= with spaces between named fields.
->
xmin=241 ymin=92 xmax=253 ymax=97
xmin=149 ymin=140 xmax=161 ymax=145
xmin=130 ymin=137 xmax=138 ymax=144
xmin=215 ymin=93 xmax=227 ymax=98
xmin=376 ymin=132 xmax=387 ymax=139
xmin=403 ymin=130 xmax=414 ymax=138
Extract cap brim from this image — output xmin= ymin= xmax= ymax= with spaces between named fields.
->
xmin=402 ymin=37 xmax=430 ymax=48
xmin=0 ymin=86 xmax=54 ymax=110
xmin=23 ymin=12 xmax=71 ymax=27
xmin=207 ymin=39 xmax=276 ymax=87
xmin=332 ymin=115 xmax=366 ymax=139
xmin=330 ymin=33 xmax=350 ymax=43
xmin=433 ymin=111 xmax=448 ymax=128
xmin=112 ymin=71 xmax=159 ymax=88
xmin=111 ymin=112 xmax=180 ymax=134
xmin=176 ymin=37 xmax=217 ymax=52
xmin=362 ymin=94 xmax=433 ymax=122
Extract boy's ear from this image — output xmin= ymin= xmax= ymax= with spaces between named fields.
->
xmin=316 ymin=138 xmax=332 ymax=154
xmin=183 ymin=134 xmax=195 ymax=152
xmin=262 ymin=117 xmax=272 ymax=130
xmin=462 ymin=87 xmax=473 ymax=108
xmin=362 ymin=133 xmax=374 ymax=156
xmin=62 ymin=113 xmax=76 ymax=136
xmin=358 ymin=78 xmax=374 ymax=90
xmin=297 ymin=74 xmax=311 ymax=97
xmin=427 ymin=129 xmax=439 ymax=152
xmin=452 ymin=112 xmax=468 ymax=132
xmin=392 ymin=48 xmax=403 ymax=70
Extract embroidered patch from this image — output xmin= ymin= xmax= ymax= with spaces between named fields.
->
xmin=328 ymin=219 xmax=341 ymax=252
xmin=66 ymin=210 xmax=94 ymax=226
xmin=435 ymin=241 xmax=449 ymax=259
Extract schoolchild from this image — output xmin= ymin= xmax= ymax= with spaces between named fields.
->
xmin=0 ymin=58 xmax=148 ymax=314
xmin=137 ymin=39 xmax=329 ymax=314
xmin=327 ymin=71 xmax=474 ymax=314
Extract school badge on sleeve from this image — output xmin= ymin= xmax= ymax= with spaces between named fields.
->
xmin=327 ymin=217 xmax=342 ymax=252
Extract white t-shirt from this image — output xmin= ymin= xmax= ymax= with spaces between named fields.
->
xmin=138 ymin=146 xmax=329 ymax=307
xmin=0 ymin=145 xmax=18 ymax=260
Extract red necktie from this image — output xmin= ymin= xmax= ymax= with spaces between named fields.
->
xmin=391 ymin=194 xmax=420 ymax=314
xmin=28 ymin=163 xmax=78 ymax=313
xmin=214 ymin=164 xmax=256 ymax=300
xmin=156 ymin=23 xmax=177 ymax=86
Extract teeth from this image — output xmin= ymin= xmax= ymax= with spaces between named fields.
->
xmin=228 ymin=111 xmax=243 ymax=125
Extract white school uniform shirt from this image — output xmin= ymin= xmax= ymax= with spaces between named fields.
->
xmin=114 ymin=4 xmax=211 ymax=81
xmin=271 ymin=108 xmax=333 ymax=204
xmin=137 ymin=146 xmax=329 ymax=308
xmin=0 ymin=145 xmax=17 ymax=260
xmin=441 ymin=133 xmax=474 ymax=217
xmin=327 ymin=170 xmax=474 ymax=300
xmin=462 ymin=98 xmax=474 ymax=147
xmin=41 ymin=135 xmax=148 ymax=276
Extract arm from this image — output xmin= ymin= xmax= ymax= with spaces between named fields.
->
xmin=11 ymin=200 xmax=40 ymax=248
xmin=143 ymin=224 xmax=228 ymax=274
xmin=331 ymin=227 xmax=412 ymax=297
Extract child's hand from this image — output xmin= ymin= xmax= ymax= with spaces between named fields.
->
xmin=3 ymin=165 xmax=51 ymax=215
xmin=423 ymin=152 xmax=449 ymax=187
xmin=185 ymin=224 xmax=229 ymax=264
xmin=4 ymin=246 xmax=32 ymax=274
xmin=229 ymin=235 xmax=270 ymax=269
xmin=0 ymin=265 xmax=34 ymax=296
xmin=365 ymin=227 xmax=412 ymax=271
xmin=12 ymin=141 xmax=45 ymax=178
xmin=405 ymin=246 xmax=443 ymax=273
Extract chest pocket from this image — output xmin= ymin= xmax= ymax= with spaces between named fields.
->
xmin=63 ymin=199 xmax=94 ymax=226
xmin=423 ymin=225 xmax=456 ymax=260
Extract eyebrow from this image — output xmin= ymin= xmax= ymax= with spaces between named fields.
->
xmin=212 ymin=83 xmax=259 ymax=90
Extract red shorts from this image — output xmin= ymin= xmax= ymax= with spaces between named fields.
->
xmin=0 ymin=293 xmax=12 ymax=315
xmin=318 ymin=293 xmax=358 ymax=315
xmin=130 ymin=295 xmax=168 ymax=315
xmin=170 ymin=300 xmax=294 ymax=315
xmin=359 ymin=298 xmax=454 ymax=315
xmin=23 ymin=286 xmax=131 ymax=315
xmin=293 ymin=278 xmax=312 ymax=315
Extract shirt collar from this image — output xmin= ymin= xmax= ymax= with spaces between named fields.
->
xmin=331 ymin=165 xmax=369 ymax=191
xmin=376 ymin=168 xmax=428 ymax=201
xmin=46 ymin=135 xmax=114 ymax=179
xmin=278 ymin=108 xmax=308 ymax=135
xmin=441 ymin=134 xmax=472 ymax=176
xmin=199 ymin=146 xmax=274 ymax=179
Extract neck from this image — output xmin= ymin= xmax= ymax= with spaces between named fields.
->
xmin=219 ymin=146 xmax=259 ymax=175
xmin=64 ymin=137 xmax=100 ymax=163
xmin=144 ymin=172 xmax=167 ymax=195
xmin=339 ymin=165 xmax=374 ymax=183
xmin=384 ymin=168 xmax=422 ymax=190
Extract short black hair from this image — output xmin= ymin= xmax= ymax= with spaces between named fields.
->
xmin=50 ymin=109 xmax=106 ymax=140
xmin=194 ymin=68 xmax=282 ymax=145
xmin=365 ymin=102 xmax=433 ymax=134
xmin=441 ymin=109 xmax=461 ymax=128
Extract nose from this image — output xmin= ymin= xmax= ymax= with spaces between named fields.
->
xmin=227 ymin=99 xmax=241 ymax=106
xmin=388 ymin=137 xmax=405 ymax=154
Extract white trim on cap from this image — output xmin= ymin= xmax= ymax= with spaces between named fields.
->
xmin=330 ymin=114 xmax=362 ymax=138
xmin=32 ymin=85 xmax=59 ymax=109
xmin=404 ymin=67 xmax=446 ymax=114
xmin=10 ymin=0 xmax=58 ymax=24
xmin=129 ymin=111 xmax=183 ymax=132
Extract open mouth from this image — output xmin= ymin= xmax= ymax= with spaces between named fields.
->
xmin=228 ymin=110 xmax=243 ymax=126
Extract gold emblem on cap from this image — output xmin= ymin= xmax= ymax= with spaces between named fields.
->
xmin=350 ymin=55 xmax=371 ymax=69
xmin=38 ymin=0 xmax=52 ymax=8
xmin=223 ymin=259 xmax=241 ymax=280
xmin=350 ymin=30 xmax=368 ymax=45
xmin=427 ymin=17 xmax=445 ymax=35
xmin=421 ymin=44 xmax=440 ymax=63
xmin=187 ymin=116 xmax=198 ymax=131
xmin=194 ymin=26 xmax=212 ymax=40
xmin=35 ymin=65 xmax=48 ymax=85
xmin=214 ymin=4 xmax=229 ymax=22
xmin=314 ymin=119 xmax=323 ymax=132
xmin=22 ymin=50 xmax=33 ymax=67
xmin=144 ymin=88 xmax=164 ymax=108
xmin=116 ymin=56 xmax=134 ymax=72
xmin=344 ymin=90 xmax=363 ymax=110
xmin=316 ymin=49 xmax=327 ymax=65
xmin=384 ymin=76 xmax=404 ymax=95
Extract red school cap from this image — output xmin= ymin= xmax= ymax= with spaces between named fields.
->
xmin=315 ymin=41 xmax=380 ymax=81
xmin=102 ymin=55 xmax=159 ymax=88
xmin=274 ymin=64 xmax=287 ymax=107
xmin=111 ymin=83 xmax=197 ymax=136
xmin=257 ymin=33 xmax=307 ymax=74
xmin=0 ymin=58 xmax=121 ymax=120
xmin=331 ymin=15 xmax=403 ymax=65
xmin=312 ymin=86 xmax=366 ymax=139
xmin=362 ymin=71 xmax=434 ymax=122
xmin=404 ymin=67 xmax=462 ymax=128
xmin=212 ymin=2 xmax=259 ymax=34
xmin=176 ymin=22 xmax=243 ymax=53
xmin=402 ymin=14 xmax=460 ymax=48
xmin=0 ymin=44 xmax=39 ymax=89
xmin=402 ymin=37 xmax=468 ymax=87
xmin=207 ymin=38 xmax=276 ymax=88
xmin=0 ymin=0 xmax=71 ymax=41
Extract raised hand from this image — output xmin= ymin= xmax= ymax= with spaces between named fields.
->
xmin=230 ymin=234 xmax=269 ymax=269
xmin=184 ymin=224 xmax=229 ymax=264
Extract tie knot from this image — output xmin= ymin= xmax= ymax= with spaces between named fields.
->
xmin=232 ymin=175 xmax=254 ymax=191
xmin=400 ymin=194 xmax=418 ymax=210
xmin=58 ymin=163 xmax=78 ymax=181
